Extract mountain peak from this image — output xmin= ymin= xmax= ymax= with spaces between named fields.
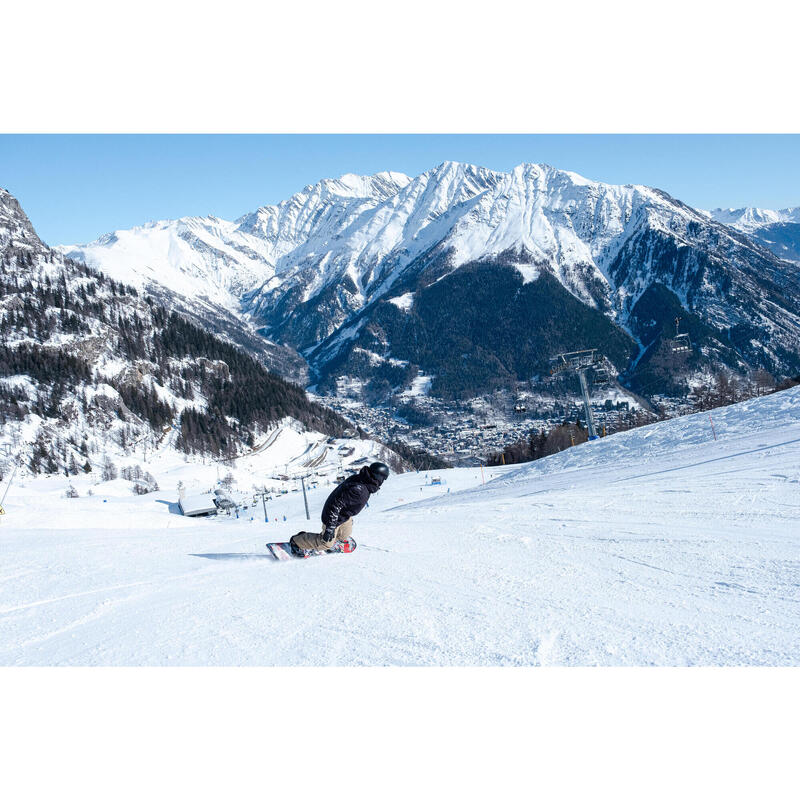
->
xmin=0 ymin=187 xmax=45 ymax=251
xmin=313 ymin=170 xmax=411 ymax=200
xmin=427 ymin=160 xmax=500 ymax=178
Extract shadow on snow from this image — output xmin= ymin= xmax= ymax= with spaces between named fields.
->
xmin=190 ymin=552 xmax=275 ymax=560
xmin=154 ymin=499 xmax=182 ymax=515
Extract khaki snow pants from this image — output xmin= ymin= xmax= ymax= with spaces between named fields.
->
xmin=290 ymin=517 xmax=353 ymax=552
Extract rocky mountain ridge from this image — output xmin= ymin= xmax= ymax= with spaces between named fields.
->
xmin=54 ymin=164 xmax=800 ymax=399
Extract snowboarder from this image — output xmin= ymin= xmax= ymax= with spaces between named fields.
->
xmin=289 ymin=462 xmax=390 ymax=556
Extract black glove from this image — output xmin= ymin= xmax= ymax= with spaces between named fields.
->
xmin=322 ymin=525 xmax=336 ymax=543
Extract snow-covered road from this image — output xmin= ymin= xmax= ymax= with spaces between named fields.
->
xmin=1 ymin=387 xmax=798 ymax=666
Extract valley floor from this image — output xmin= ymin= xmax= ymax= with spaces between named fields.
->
xmin=1 ymin=388 xmax=799 ymax=666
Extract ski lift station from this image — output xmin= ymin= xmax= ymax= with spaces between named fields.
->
xmin=213 ymin=489 xmax=236 ymax=511
xmin=178 ymin=493 xmax=218 ymax=517
xmin=593 ymin=366 xmax=610 ymax=386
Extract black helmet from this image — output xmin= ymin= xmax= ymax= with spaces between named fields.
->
xmin=368 ymin=462 xmax=390 ymax=482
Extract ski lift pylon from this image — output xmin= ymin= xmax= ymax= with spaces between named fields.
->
xmin=548 ymin=348 xmax=601 ymax=376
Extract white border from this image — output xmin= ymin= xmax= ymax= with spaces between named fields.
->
xmin=2 ymin=2 xmax=798 ymax=796
xmin=4 ymin=1 xmax=800 ymax=133
xmin=2 ymin=667 xmax=797 ymax=798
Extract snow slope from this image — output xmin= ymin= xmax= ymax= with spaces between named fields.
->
xmin=1 ymin=387 xmax=798 ymax=666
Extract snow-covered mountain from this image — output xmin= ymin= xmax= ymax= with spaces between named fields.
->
xmin=59 ymin=165 xmax=800 ymax=398
xmin=708 ymin=206 xmax=800 ymax=263
xmin=709 ymin=206 xmax=800 ymax=232
xmin=57 ymin=172 xmax=415 ymax=382
xmin=0 ymin=189 xmax=398 ymax=479
xmin=267 ymin=162 xmax=800 ymax=396
xmin=61 ymin=215 xmax=272 ymax=309
xmin=1 ymin=188 xmax=46 ymax=252
xmin=58 ymin=212 xmax=308 ymax=381
xmin=59 ymin=171 xmax=412 ymax=311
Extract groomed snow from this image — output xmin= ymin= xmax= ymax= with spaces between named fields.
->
xmin=1 ymin=387 xmax=798 ymax=666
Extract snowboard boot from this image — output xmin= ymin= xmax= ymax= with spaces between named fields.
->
xmin=326 ymin=537 xmax=357 ymax=554
xmin=289 ymin=539 xmax=310 ymax=559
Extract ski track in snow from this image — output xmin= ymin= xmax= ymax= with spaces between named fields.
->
xmin=1 ymin=388 xmax=799 ymax=666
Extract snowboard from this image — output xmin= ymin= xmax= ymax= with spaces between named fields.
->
xmin=267 ymin=537 xmax=357 ymax=561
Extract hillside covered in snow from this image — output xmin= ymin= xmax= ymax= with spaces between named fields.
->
xmin=2 ymin=385 xmax=798 ymax=666
xmin=0 ymin=188 xmax=398 ymax=482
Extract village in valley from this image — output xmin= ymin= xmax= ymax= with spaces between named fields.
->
xmin=315 ymin=372 xmax=654 ymax=467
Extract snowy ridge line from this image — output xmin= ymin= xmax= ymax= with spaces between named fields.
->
xmin=53 ymin=159 xmax=769 ymax=318
xmin=55 ymin=162 xmax=800 ymax=394
xmin=708 ymin=206 xmax=800 ymax=233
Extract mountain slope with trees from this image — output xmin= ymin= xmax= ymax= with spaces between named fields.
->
xmin=0 ymin=188 xmax=362 ymax=476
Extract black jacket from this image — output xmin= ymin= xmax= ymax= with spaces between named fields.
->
xmin=321 ymin=466 xmax=384 ymax=530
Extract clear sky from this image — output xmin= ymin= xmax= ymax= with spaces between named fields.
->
xmin=1 ymin=134 xmax=799 ymax=246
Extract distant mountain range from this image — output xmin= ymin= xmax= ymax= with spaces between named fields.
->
xmin=707 ymin=206 xmax=800 ymax=263
xmin=54 ymin=163 xmax=800 ymax=398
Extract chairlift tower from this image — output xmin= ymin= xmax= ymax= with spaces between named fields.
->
xmin=549 ymin=349 xmax=605 ymax=439
xmin=253 ymin=486 xmax=271 ymax=522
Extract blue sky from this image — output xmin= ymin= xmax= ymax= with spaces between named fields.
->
xmin=1 ymin=134 xmax=798 ymax=245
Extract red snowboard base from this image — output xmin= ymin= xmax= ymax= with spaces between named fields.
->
xmin=267 ymin=538 xmax=357 ymax=561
